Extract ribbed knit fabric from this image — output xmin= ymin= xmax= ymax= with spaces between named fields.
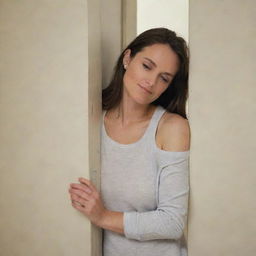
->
xmin=100 ymin=105 xmax=189 ymax=256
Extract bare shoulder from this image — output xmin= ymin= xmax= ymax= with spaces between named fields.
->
xmin=157 ymin=112 xmax=190 ymax=152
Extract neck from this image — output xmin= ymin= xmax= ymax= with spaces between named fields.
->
xmin=111 ymin=91 xmax=155 ymax=127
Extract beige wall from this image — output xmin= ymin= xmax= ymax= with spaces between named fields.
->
xmin=101 ymin=0 xmax=137 ymax=88
xmin=188 ymin=0 xmax=256 ymax=255
xmin=0 ymin=0 xmax=101 ymax=255
xmin=88 ymin=0 xmax=103 ymax=254
xmin=101 ymin=0 xmax=122 ymax=88
xmin=122 ymin=0 xmax=137 ymax=49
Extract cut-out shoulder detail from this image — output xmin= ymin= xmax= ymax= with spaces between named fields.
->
xmin=156 ymin=112 xmax=190 ymax=152
xmin=155 ymin=146 xmax=190 ymax=154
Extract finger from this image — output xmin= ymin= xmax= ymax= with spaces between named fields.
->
xmin=69 ymin=188 xmax=90 ymax=201
xmin=70 ymin=183 xmax=92 ymax=194
xmin=78 ymin=177 xmax=97 ymax=193
xmin=70 ymin=193 xmax=87 ymax=207
xmin=72 ymin=200 xmax=85 ymax=212
xmin=69 ymin=188 xmax=91 ymax=201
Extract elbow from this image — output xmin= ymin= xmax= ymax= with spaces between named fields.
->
xmin=166 ymin=223 xmax=184 ymax=240
xmin=137 ymin=210 xmax=186 ymax=241
xmin=123 ymin=210 xmax=186 ymax=242
xmin=157 ymin=223 xmax=184 ymax=241
xmin=158 ymin=210 xmax=186 ymax=240
xmin=137 ymin=220 xmax=184 ymax=241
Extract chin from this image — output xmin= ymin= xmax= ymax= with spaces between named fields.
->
xmin=133 ymin=96 xmax=152 ymax=106
xmin=124 ymin=86 xmax=155 ymax=105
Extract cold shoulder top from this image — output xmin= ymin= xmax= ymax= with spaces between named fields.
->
xmin=100 ymin=105 xmax=190 ymax=256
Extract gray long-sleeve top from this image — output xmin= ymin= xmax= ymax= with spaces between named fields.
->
xmin=101 ymin=106 xmax=189 ymax=256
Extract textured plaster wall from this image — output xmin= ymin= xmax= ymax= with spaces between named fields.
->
xmin=188 ymin=0 xmax=256 ymax=255
xmin=0 ymin=1 xmax=93 ymax=255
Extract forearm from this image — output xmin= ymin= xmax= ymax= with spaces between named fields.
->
xmin=123 ymin=209 xmax=186 ymax=241
xmin=97 ymin=209 xmax=124 ymax=235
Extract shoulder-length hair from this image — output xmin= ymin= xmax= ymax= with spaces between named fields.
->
xmin=102 ymin=28 xmax=189 ymax=119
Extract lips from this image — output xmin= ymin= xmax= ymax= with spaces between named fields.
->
xmin=138 ymin=84 xmax=152 ymax=94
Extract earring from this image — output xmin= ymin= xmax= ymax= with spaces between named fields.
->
xmin=124 ymin=64 xmax=127 ymax=69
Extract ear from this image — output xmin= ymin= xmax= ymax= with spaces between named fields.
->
xmin=123 ymin=49 xmax=131 ymax=67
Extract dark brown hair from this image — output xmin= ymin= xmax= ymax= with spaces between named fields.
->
xmin=102 ymin=27 xmax=189 ymax=119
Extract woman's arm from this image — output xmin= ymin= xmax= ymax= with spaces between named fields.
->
xmin=97 ymin=210 xmax=124 ymax=234
xmin=123 ymin=114 xmax=190 ymax=241
xmin=123 ymin=154 xmax=189 ymax=241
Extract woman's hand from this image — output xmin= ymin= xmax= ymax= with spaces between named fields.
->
xmin=68 ymin=177 xmax=107 ymax=226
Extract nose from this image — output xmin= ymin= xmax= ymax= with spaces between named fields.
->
xmin=141 ymin=75 xmax=157 ymax=88
xmin=143 ymin=79 xmax=153 ymax=87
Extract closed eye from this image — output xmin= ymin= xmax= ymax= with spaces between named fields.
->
xmin=161 ymin=76 xmax=169 ymax=83
xmin=142 ymin=63 xmax=151 ymax=70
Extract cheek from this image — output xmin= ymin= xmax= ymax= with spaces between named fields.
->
xmin=154 ymin=83 xmax=169 ymax=96
xmin=123 ymin=65 xmax=141 ymax=86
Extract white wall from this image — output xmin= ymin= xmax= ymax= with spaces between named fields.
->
xmin=137 ymin=0 xmax=189 ymax=42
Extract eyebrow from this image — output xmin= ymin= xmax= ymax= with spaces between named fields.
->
xmin=143 ymin=57 xmax=175 ymax=77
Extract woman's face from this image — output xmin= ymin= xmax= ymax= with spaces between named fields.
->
xmin=122 ymin=43 xmax=179 ymax=105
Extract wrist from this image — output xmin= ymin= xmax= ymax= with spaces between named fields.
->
xmin=96 ymin=209 xmax=110 ymax=228
xmin=95 ymin=209 xmax=124 ymax=234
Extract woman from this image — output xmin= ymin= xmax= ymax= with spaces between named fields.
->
xmin=68 ymin=28 xmax=190 ymax=256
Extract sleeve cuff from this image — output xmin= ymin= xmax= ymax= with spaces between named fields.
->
xmin=123 ymin=211 xmax=140 ymax=240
